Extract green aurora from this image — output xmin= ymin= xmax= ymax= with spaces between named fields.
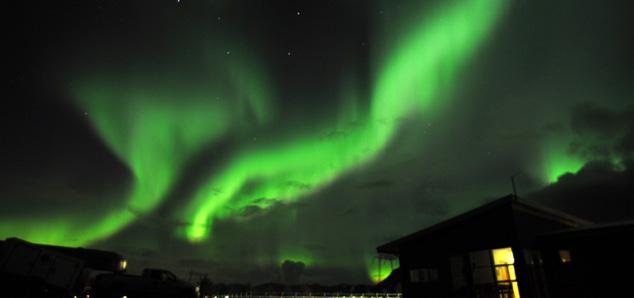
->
xmin=0 ymin=0 xmax=510 ymax=282
xmin=1 ymin=54 xmax=274 ymax=246
xmin=367 ymin=256 xmax=400 ymax=284
xmin=543 ymin=144 xmax=586 ymax=184
xmin=176 ymin=0 xmax=508 ymax=281
xmin=16 ymin=0 xmax=631 ymax=284
xmin=180 ymin=0 xmax=509 ymax=245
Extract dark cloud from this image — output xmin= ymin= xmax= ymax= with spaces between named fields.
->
xmin=530 ymin=161 xmax=634 ymax=222
xmin=569 ymin=102 xmax=634 ymax=161
xmin=285 ymin=180 xmax=312 ymax=191
xmin=281 ymin=260 xmax=306 ymax=285
xmin=571 ymin=103 xmax=633 ymax=137
xmin=239 ymin=205 xmax=266 ymax=218
xmin=530 ymin=103 xmax=634 ymax=222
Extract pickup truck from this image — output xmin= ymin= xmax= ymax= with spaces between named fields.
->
xmin=93 ymin=268 xmax=198 ymax=298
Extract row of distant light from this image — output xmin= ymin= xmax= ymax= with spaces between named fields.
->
xmin=203 ymin=295 xmax=402 ymax=298
xmin=78 ymin=293 xmax=400 ymax=298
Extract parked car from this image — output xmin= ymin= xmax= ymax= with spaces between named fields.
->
xmin=93 ymin=268 xmax=198 ymax=298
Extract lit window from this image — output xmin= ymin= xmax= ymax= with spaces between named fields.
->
xmin=492 ymin=248 xmax=520 ymax=298
xmin=470 ymin=248 xmax=521 ymax=298
xmin=119 ymin=259 xmax=127 ymax=271
xmin=559 ymin=250 xmax=572 ymax=264
xmin=492 ymin=248 xmax=517 ymax=281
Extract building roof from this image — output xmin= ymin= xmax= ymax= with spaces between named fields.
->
xmin=540 ymin=220 xmax=634 ymax=239
xmin=2 ymin=237 xmax=125 ymax=271
xmin=377 ymin=194 xmax=592 ymax=254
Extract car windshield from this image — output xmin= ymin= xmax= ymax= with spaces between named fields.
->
xmin=164 ymin=272 xmax=177 ymax=281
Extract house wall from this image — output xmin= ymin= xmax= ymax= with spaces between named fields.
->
xmin=398 ymin=205 xmax=516 ymax=298
xmin=394 ymin=202 xmax=587 ymax=298
xmin=539 ymin=226 xmax=634 ymax=298
xmin=512 ymin=208 xmax=579 ymax=298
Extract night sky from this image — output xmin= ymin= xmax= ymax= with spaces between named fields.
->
xmin=3 ymin=0 xmax=633 ymax=285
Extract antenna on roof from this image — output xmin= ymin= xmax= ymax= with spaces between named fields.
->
xmin=510 ymin=173 xmax=519 ymax=200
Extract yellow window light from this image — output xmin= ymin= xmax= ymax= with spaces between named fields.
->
xmin=492 ymin=247 xmax=521 ymax=298
xmin=559 ymin=250 xmax=572 ymax=264
xmin=119 ymin=259 xmax=128 ymax=271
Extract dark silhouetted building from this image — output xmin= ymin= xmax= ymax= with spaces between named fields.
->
xmin=377 ymin=195 xmax=634 ymax=298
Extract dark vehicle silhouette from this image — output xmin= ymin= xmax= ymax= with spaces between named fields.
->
xmin=93 ymin=268 xmax=198 ymax=298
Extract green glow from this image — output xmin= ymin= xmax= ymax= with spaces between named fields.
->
xmin=0 ymin=210 xmax=137 ymax=246
xmin=543 ymin=143 xmax=625 ymax=183
xmin=278 ymin=250 xmax=315 ymax=267
xmin=544 ymin=151 xmax=585 ymax=183
xmin=1 ymin=1 xmax=509 ymax=280
xmin=181 ymin=122 xmax=386 ymax=241
xmin=1 ymin=55 xmax=273 ymax=245
xmin=80 ymin=87 xmax=226 ymax=204
xmin=366 ymin=255 xmax=399 ymax=284
xmin=227 ymin=61 xmax=275 ymax=126
xmin=70 ymin=60 xmax=273 ymax=244
xmin=372 ymin=0 xmax=506 ymax=125
xmin=181 ymin=0 xmax=508 ymax=242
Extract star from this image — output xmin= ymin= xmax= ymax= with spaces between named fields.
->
xmin=296 ymin=11 xmax=301 ymax=16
